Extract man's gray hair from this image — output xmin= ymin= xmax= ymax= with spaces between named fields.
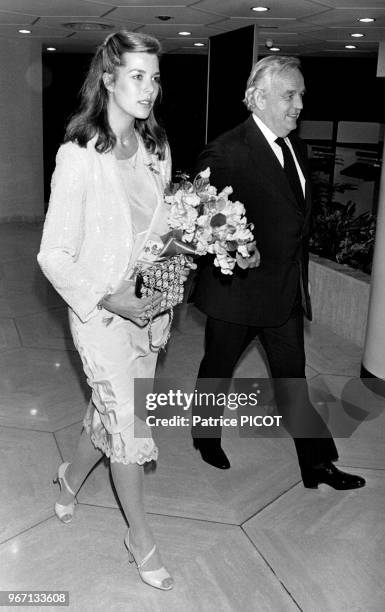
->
xmin=243 ymin=56 xmax=301 ymax=111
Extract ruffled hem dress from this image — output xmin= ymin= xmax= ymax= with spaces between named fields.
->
xmin=71 ymin=141 xmax=168 ymax=464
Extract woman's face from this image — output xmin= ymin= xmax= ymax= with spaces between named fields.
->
xmin=105 ymin=51 xmax=160 ymax=121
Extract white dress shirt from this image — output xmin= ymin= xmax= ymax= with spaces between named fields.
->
xmin=252 ymin=114 xmax=306 ymax=197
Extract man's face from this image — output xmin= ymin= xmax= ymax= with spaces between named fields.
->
xmin=254 ymin=67 xmax=305 ymax=137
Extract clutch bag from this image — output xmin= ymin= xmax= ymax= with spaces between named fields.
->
xmin=134 ymin=254 xmax=188 ymax=351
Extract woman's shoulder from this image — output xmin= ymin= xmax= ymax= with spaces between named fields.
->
xmin=55 ymin=139 xmax=98 ymax=168
xmin=149 ymin=142 xmax=170 ymax=171
xmin=156 ymin=141 xmax=171 ymax=167
xmin=162 ymin=141 xmax=171 ymax=162
xmin=136 ymin=134 xmax=167 ymax=165
xmin=156 ymin=142 xmax=171 ymax=180
xmin=56 ymin=140 xmax=87 ymax=159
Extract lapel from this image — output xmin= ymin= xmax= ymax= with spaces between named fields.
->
xmin=137 ymin=135 xmax=167 ymax=201
xmin=132 ymin=137 xmax=172 ymax=250
xmin=243 ymin=116 xmax=309 ymax=216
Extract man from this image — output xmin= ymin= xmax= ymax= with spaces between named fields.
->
xmin=191 ymin=56 xmax=365 ymax=490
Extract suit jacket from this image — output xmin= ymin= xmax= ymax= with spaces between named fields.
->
xmin=192 ymin=115 xmax=312 ymax=327
xmin=38 ymin=135 xmax=171 ymax=323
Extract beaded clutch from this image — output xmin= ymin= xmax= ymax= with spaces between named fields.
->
xmin=134 ymin=254 xmax=188 ymax=351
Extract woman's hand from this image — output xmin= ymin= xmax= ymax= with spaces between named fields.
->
xmin=100 ymin=280 xmax=163 ymax=327
xmin=101 ymin=258 xmax=197 ymax=325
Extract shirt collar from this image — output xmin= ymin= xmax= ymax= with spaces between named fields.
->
xmin=252 ymin=114 xmax=282 ymax=146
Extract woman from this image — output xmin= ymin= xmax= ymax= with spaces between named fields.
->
xmin=38 ymin=30 xmax=183 ymax=591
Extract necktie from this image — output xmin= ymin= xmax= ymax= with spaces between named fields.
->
xmin=275 ymin=137 xmax=305 ymax=210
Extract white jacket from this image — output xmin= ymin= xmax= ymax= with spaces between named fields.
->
xmin=38 ymin=135 xmax=171 ymax=322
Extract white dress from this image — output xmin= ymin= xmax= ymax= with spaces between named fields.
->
xmin=39 ymin=136 xmax=171 ymax=464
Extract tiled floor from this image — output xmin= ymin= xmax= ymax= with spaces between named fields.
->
xmin=0 ymin=223 xmax=384 ymax=612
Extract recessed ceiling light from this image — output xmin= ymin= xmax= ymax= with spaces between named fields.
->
xmin=251 ymin=6 xmax=270 ymax=11
xmin=178 ymin=31 xmax=191 ymax=36
xmin=47 ymin=47 xmax=56 ymax=51
xmin=18 ymin=29 xmax=31 ymax=34
xmin=358 ymin=18 xmax=375 ymax=23
xmin=351 ymin=33 xmax=364 ymax=38
xmin=270 ymin=47 xmax=280 ymax=52
xmin=345 ymin=45 xmax=357 ymax=49
xmin=194 ymin=42 xmax=205 ymax=47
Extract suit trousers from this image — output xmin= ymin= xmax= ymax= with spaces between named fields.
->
xmin=192 ymin=302 xmax=338 ymax=469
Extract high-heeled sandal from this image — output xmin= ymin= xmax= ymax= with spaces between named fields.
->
xmin=53 ymin=462 xmax=76 ymax=524
xmin=124 ymin=531 xmax=174 ymax=591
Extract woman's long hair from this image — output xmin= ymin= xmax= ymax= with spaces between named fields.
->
xmin=64 ymin=30 xmax=167 ymax=159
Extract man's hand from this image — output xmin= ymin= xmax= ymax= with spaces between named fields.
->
xmin=246 ymin=249 xmax=261 ymax=269
xmin=236 ymin=248 xmax=260 ymax=270
xmin=181 ymin=257 xmax=197 ymax=281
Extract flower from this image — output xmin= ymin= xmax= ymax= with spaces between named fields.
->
xmin=159 ymin=167 xmax=259 ymax=275
xmin=139 ymin=238 xmax=164 ymax=262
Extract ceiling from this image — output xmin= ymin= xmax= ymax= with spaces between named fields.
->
xmin=1 ymin=0 xmax=384 ymax=57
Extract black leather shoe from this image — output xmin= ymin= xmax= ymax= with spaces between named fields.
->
xmin=302 ymin=462 xmax=365 ymax=490
xmin=193 ymin=438 xmax=230 ymax=469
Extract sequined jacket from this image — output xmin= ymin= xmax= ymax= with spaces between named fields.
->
xmin=38 ymin=135 xmax=171 ymax=323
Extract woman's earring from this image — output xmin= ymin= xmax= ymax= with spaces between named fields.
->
xmin=102 ymin=73 xmax=114 ymax=92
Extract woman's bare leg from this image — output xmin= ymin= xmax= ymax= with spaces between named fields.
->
xmin=56 ymin=427 xmax=103 ymax=505
xmin=110 ymin=460 xmax=173 ymax=585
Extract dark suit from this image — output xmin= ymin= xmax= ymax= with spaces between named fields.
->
xmin=192 ymin=115 xmax=337 ymax=469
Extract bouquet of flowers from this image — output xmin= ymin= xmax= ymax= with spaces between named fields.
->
xmin=134 ymin=167 xmax=259 ymax=351
xmin=140 ymin=167 xmax=259 ymax=274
